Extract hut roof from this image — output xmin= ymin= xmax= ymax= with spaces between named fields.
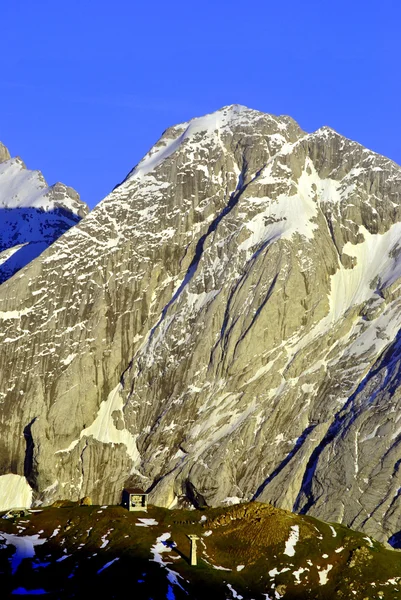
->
xmin=124 ymin=487 xmax=147 ymax=495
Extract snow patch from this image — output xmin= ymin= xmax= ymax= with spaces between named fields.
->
xmin=55 ymin=384 xmax=139 ymax=464
xmin=283 ymin=525 xmax=299 ymax=557
xmin=329 ymin=525 xmax=337 ymax=537
xmin=212 ymin=564 xmax=232 ymax=571
xmin=293 ymin=566 xmax=308 ymax=583
xmin=100 ymin=531 xmax=111 ymax=548
xmin=0 ymin=474 xmax=32 ymax=510
xmin=0 ymin=308 xmax=33 ymax=320
xmin=150 ymin=532 xmax=185 ymax=592
xmin=329 ymin=223 xmax=401 ymax=322
xmin=269 ymin=567 xmax=291 ymax=577
xmin=0 ymin=533 xmax=46 ymax=574
xmin=135 ymin=518 xmax=158 ymax=527
xmin=318 ymin=564 xmax=333 ymax=585
xmin=97 ymin=558 xmax=119 ymax=573
xmin=61 ymin=354 xmax=76 ymax=366
xmin=222 ymin=496 xmax=242 ymax=506
xmin=238 ymin=158 xmax=321 ymax=258
xmin=227 ymin=583 xmax=243 ymax=599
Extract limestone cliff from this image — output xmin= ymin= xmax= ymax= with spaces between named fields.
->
xmin=1 ymin=106 xmax=401 ymax=546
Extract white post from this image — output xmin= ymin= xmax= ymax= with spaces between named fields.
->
xmin=187 ymin=534 xmax=200 ymax=566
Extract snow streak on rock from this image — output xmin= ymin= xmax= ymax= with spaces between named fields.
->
xmin=1 ymin=106 xmax=401 ymax=545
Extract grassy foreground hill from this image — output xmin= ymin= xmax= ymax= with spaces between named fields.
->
xmin=0 ymin=502 xmax=400 ymax=599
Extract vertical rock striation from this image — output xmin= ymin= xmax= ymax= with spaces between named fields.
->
xmin=1 ymin=106 xmax=401 ymax=544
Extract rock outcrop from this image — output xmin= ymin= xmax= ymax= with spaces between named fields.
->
xmin=1 ymin=106 xmax=401 ymax=545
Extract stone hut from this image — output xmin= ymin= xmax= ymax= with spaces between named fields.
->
xmin=122 ymin=488 xmax=148 ymax=512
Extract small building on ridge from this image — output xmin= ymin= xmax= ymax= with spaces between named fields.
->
xmin=122 ymin=488 xmax=148 ymax=512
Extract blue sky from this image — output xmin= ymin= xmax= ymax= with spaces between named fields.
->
xmin=1 ymin=0 xmax=400 ymax=208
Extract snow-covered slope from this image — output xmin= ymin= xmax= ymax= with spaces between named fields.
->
xmin=0 ymin=144 xmax=88 ymax=284
xmin=1 ymin=106 xmax=401 ymax=546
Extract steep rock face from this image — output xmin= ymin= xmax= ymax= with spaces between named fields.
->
xmin=0 ymin=144 xmax=88 ymax=284
xmin=1 ymin=106 xmax=401 ymax=545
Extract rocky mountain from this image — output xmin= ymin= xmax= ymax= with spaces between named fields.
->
xmin=1 ymin=105 xmax=401 ymax=547
xmin=0 ymin=141 xmax=88 ymax=284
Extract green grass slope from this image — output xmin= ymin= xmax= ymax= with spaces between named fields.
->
xmin=0 ymin=502 xmax=400 ymax=599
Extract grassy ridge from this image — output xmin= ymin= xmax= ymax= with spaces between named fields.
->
xmin=0 ymin=502 xmax=400 ymax=598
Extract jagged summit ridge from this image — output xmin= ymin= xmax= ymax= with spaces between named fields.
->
xmin=0 ymin=141 xmax=88 ymax=284
xmin=123 ymin=105 xmax=302 ymax=183
xmin=0 ymin=143 xmax=86 ymax=215
xmin=0 ymin=108 xmax=401 ymax=547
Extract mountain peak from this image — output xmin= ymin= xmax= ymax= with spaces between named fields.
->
xmin=0 ymin=154 xmax=86 ymax=215
xmin=1 ymin=108 xmax=401 ymax=550
xmin=124 ymin=105 xmax=305 ymax=185
xmin=0 ymin=146 xmax=89 ymax=284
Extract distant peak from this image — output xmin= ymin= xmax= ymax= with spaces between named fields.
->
xmin=313 ymin=125 xmax=341 ymax=137
xmin=0 ymin=151 xmax=87 ymax=216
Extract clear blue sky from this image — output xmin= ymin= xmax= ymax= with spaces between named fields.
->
xmin=1 ymin=0 xmax=400 ymax=208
